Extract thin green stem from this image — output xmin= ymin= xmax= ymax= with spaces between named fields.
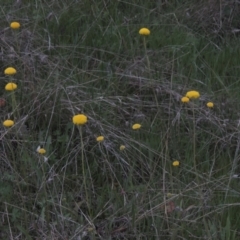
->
xmin=192 ymin=105 xmax=199 ymax=183
xmin=11 ymin=91 xmax=19 ymax=118
xmin=40 ymin=158 xmax=50 ymax=223
xmin=79 ymin=126 xmax=90 ymax=212
xmin=13 ymin=30 xmax=20 ymax=53
xmin=192 ymin=103 xmax=209 ymax=234
xmin=143 ymin=37 xmax=150 ymax=70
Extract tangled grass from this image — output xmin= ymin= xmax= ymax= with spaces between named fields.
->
xmin=1 ymin=1 xmax=240 ymax=239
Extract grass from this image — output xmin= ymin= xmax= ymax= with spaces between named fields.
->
xmin=1 ymin=0 xmax=240 ymax=239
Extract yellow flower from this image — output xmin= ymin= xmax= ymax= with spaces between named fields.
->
xmin=96 ymin=136 xmax=104 ymax=142
xmin=120 ymin=145 xmax=126 ymax=151
xmin=172 ymin=160 xmax=180 ymax=167
xmin=207 ymin=102 xmax=214 ymax=108
xmin=181 ymin=96 xmax=189 ymax=103
xmin=185 ymin=90 xmax=200 ymax=99
xmin=132 ymin=123 xmax=141 ymax=130
xmin=167 ymin=193 xmax=174 ymax=198
xmin=10 ymin=22 xmax=20 ymax=29
xmin=139 ymin=28 xmax=150 ymax=36
xmin=72 ymin=114 xmax=87 ymax=125
xmin=4 ymin=67 xmax=17 ymax=75
xmin=5 ymin=82 xmax=17 ymax=91
xmin=38 ymin=148 xmax=46 ymax=154
xmin=3 ymin=120 xmax=14 ymax=127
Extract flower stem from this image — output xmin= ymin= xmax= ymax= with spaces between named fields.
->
xmin=11 ymin=91 xmax=19 ymax=119
xmin=79 ymin=126 xmax=90 ymax=212
xmin=192 ymin=105 xmax=199 ymax=183
xmin=143 ymin=37 xmax=150 ymax=70
xmin=40 ymin=158 xmax=50 ymax=223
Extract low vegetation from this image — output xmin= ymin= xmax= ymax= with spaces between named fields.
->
xmin=1 ymin=1 xmax=240 ymax=239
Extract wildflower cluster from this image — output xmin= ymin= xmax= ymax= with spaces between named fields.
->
xmin=4 ymin=66 xmax=18 ymax=93
xmin=3 ymin=66 xmax=17 ymax=126
xmin=2 ymin=22 xmax=50 ymax=156
xmin=2 ymin=24 xmax=20 ymax=128
xmin=181 ymin=90 xmax=199 ymax=103
xmin=72 ymin=112 xmax=142 ymax=149
xmin=181 ymin=90 xmax=214 ymax=108
xmin=0 ymin=21 xmax=216 ymax=177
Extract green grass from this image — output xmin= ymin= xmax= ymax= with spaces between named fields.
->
xmin=1 ymin=0 xmax=240 ymax=239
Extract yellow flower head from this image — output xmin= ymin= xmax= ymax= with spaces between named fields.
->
xmin=185 ymin=90 xmax=200 ymax=99
xmin=181 ymin=96 xmax=189 ymax=103
xmin=172 ymin=160 xmax=180 ymax=167
xmin=132 ymin=123 xmax=141 ymax=130
xmin=5 ymin=82 xmax=17 ymax=91
xmin=206 ymin=102 xmax=214 ymax=108
xmin=120 ymin=145 xmax=126 ymax=151
xmin=167 ymin=193 xmax=174 ymax=198
xmin=72 ymin=114 xmax=87 ymax=125
xmin=4 ymin=67 xmax=17 ymax=75
xmin=96 ymin=136 xmax=104 ymax=142
xmin=139 ymin=28 xmax=150 ymax=36
xmin=3 ymin=119 xmax=14 ymax=127
xmin=10 ymin=22 xmax=20 ymax=29
xmin=38 ymin=148 xmax=46 ymax=154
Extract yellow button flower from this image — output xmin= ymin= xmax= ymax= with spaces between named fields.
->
xmin=167 ymin=193 xmax=174 ymax=198
xmin=96 ymin=136 xmax=104 ymax=142
xmin=206 ymin=102 xmax=214 ymax=108
xmin=72 ymin=114 xmax=87 ymax=125
xmin=120 ymin=145 xmax=126 ymax=151
xmin=185 ymin=90 xmax=200 ymax=99
xmin=10 ymin=22 xmax=20 ymax=29
xmin=4 ymin=67 xmax=17 ymax=75
xmin=132 ymin=123 xmax=141 ymax=130
xmin=181 ymin=96 xmax=189 ymax=103
xmin=5 ymin=82 xmax=17 ymax=91
xmin=172 ymin=160 xmax=180 ymax=167
xmin=38 ymin=148 xmax=46 ymax=154
xmin=139 ymin=28 xmax=150 ymax=36
xmin=3 ymin=120 xmax=14 ymax=127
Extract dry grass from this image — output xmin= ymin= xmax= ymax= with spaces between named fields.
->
xmin=1 ymin=0 xmax=240 ymax=239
